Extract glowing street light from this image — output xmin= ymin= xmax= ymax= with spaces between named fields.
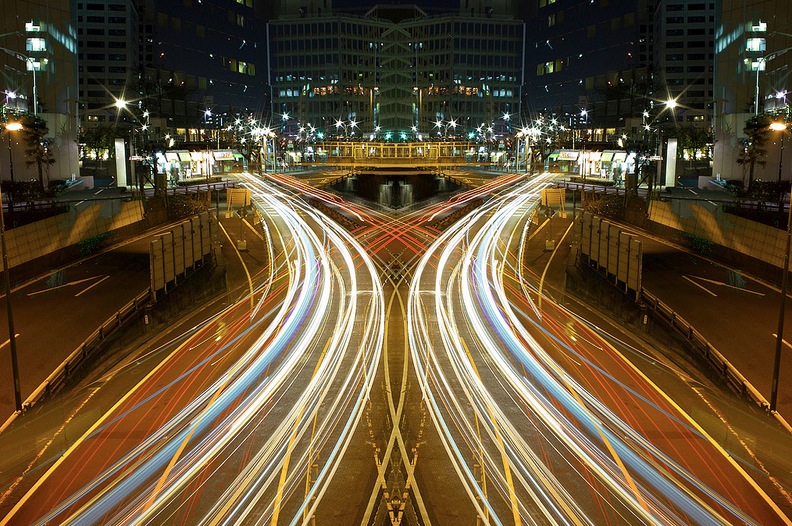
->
xmin=1 ymin=121 xmax=22 ymax=412
xmin=771 ymin=120 xmax=790 ymax=413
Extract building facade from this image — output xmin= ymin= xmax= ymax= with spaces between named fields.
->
xmin=652 ymin=0 xmax=716 ymax=128
xmin=522 ymin=0 xmax=656 ymax=140
xmin=713 ymin=0 xmax=792 ymax=182
xmin=268 ymin=2 xmax=524 ymax=141
xmin=76 ymin=0 xmax=140 ymax=125
xmin=0 ymin=0 xmax=79 ymax=182
xmin=139 ymin=0 xmax=271 ymax=138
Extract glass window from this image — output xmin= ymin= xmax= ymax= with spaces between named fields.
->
xmin=26 ymin=37 xmax=46 ymax=52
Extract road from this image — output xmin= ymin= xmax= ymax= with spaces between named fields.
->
xmin=0 ymin=170 xmax=790 ymax=524
xmin=0 ymin=175 xmax=384 ymax=525
xmin=407 ymin=173 xmax=790 ymax=524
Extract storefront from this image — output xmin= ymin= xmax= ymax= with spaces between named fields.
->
xmin=580 ymin=151 xmax=602 ymax=178
xmin=189 ymin=151 xmax=208 ymax=178
xmin=546 ymin=150 xmax=579 ymax=173
xmin=212 ymin=150 xmax=236 ymax=174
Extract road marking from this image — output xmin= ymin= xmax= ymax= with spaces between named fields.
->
xmin=688 ymin=275 xmax=765 ymax=296
xmin=269 ymin=337 xmax=331 ymax=526
xmin=683 ymin=275 xmax=717 ymax=297
xmin=0 ymin=318 xmax=214 ymax=526
xmin=75 ymin=275 xmax=110 ymax=297
xmin=771 ymin=334 xmax=792 ymax=350
xmin=26 ymin=276 xmax=106 ymax=296
xmin=0 ymin=334 xmax=20 ymax=349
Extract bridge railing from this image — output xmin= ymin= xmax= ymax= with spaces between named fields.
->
xmin=303 ymin=141 xmax=494 ymax=166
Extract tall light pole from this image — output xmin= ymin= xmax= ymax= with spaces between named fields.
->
xmin=771 ymin=120 xmax=790 ymax=412
xmin=2 ymin=121 xmax=22 ymax=412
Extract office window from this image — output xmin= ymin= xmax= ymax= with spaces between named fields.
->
xmin=26 ymin=37 xmax=46 ymax=52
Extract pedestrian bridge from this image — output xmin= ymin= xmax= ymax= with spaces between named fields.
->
xmin=297 ymin=141 xmax=510 ymax=169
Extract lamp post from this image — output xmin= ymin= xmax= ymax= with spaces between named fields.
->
xmin=771 ymin=121 xmax=790 ymax=412
xmin=2 ymin=121 xmax=21 ymax=412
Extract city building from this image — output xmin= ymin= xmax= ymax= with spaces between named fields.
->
xmin=651 ymin=0 xmax=716 ymax=129
xmin=268 ymin=1 xmax=524 ymax=142
xmin=521 ymin=0 xmax=656 ymax=141
xmin=76 ymin=0 xmax=140 ymax=126
xmin=0 ymin=0 xmax=79 ymax=183
xmin=139 ymin=0 xmax=271 ymax=140
xmin=713 ymin=0 xmax=792 ymax=182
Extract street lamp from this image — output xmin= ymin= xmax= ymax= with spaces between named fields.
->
xmin=1 ymin=121 xmax=21 ymax=412
xmin=771 ymin=120 xmax=790 ymax=413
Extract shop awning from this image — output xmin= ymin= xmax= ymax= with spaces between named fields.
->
xmin=601 ymin=151 xmax=615 ymax=162
xmin=587 ymin=151 xmax=602 ymax=161
xmin=213 ymin=150 xmax=235 ymax=161
xmin=190 ymin=151 xmax=204 ymax=161
xmin=165 ymin=152 xmax=180 ymax=162
xmin=612 ymin=152 xmax=627 ymax=162
xmin=233 ymin=152 xmax=244 ymax=161
xmin=176 ymin=151 xmax=192 ymax=162
xmin=558 ymin=150 xmax=579 ymax=160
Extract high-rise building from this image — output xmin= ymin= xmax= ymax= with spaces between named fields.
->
xmin=139 ymin=0 xmax=271 ymax=139
xmin=76 ymin=0 xmax=140 ymax=125
xmin=0 ymin=0 xmax=79 ymax=182
xmin=522 ymin=0 xmax=655 ymax=139
xmin=713 ymin=0 xmax=792 ymax=181
xmin=268 ymin=1 xmax=524 ymax=141
xmin=652 ymin=1 xmax=716 ymax=129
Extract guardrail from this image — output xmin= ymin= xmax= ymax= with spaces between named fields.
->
xmin=640 ymin=288 xmax=791 ymax=432
xmin=23 ymin=290 xmax=150 ymax=409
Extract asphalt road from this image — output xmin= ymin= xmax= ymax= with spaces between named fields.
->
xmin=0 ymin=172 xmax=790 ymax=524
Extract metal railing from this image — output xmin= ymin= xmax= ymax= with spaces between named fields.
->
xmin=640 ymin=288 xmax=791 ymax=432
xmin=24 ymin=290 xmax=149 ymax=408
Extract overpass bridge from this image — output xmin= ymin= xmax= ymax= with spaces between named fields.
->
xmin=297 ymin=141 xmax=510 ymax=170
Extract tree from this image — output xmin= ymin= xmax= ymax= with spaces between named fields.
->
xmin=736 ymin=114 xmax=770 ymax=190
xmin=21 ymin=115 xmax=56 ymax=189
xmin=676 ymin=124 xmax=713 ymax=164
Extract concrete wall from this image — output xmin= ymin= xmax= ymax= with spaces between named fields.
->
xmin=6 ymin=200 xmax=144 ymax=268
xmin=649 ymin=200 xmax=787 ymax=269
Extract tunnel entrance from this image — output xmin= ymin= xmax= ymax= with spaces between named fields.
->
xmin=329 ymin=168 xmax=463 ymax=209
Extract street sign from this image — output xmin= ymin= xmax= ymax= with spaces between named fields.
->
xmin=647 ymin=155 xmax=663 ymax=161
xmin=129 ymin=155 xmax=145 ymax=161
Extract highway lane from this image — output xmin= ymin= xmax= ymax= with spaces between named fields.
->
xmin=407 ymin=173 xmax=791 ymax=525
xmin=1 ymin=176 xmax=385 ymax=525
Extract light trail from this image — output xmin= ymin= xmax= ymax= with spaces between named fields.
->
xmin=407 ymin=173 xmax=790 ymax=525
xmin=3 ymin=175 xmax=384 ymax=526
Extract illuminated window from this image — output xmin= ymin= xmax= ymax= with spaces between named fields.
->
xmin=748 ymin=21 xmax=767 ymax=32
xmin=25 ymin=21 xmax=46 ymax=32
xmin=746 ymin=38 xmax=766 ymax=52
xmin=27 ymin=37 xmax=46 ymax=52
